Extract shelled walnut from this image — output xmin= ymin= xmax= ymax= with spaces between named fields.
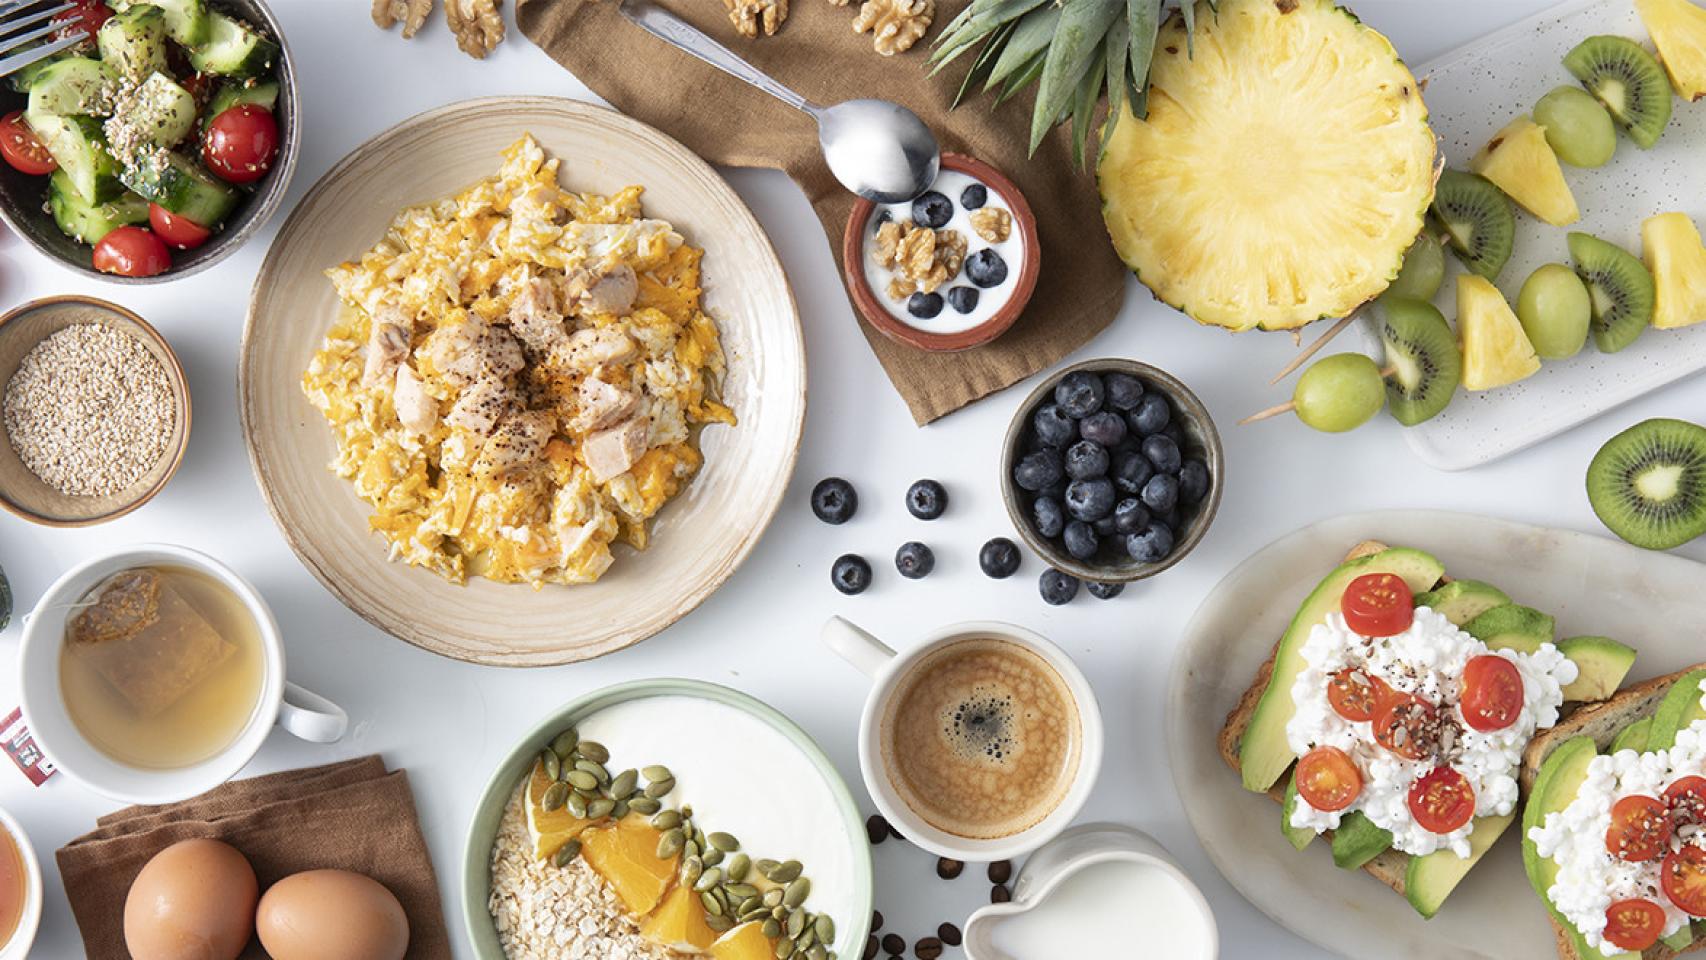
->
xmin=726 ymin=0 xmax=789 ymax=38
xmin=447 ymin=0 xmax=505 ymax=58
xmin=853 ymin=0 xmax=933 ymax=55
xmin=371 ymin=0 xmax=431 ymax=37
xmin=970 ymin=207 xmax=1012 ymax=243
xmin=874 ymin=219 xmax=965 ymax=297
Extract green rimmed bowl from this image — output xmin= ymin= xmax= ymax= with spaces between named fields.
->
xmin=461 ymin=679 xmax=873 ymax=957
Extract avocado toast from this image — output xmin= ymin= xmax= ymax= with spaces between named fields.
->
xmin=1217 ymin=541 xmax=1637 ymax=918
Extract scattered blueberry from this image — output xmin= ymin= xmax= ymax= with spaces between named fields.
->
xmin=1127 ymin=523 xmax=1175 ymax=564
xmin=1127 ymin=392 xmax=1171 ymax=436
xmin=1065 ymin=477 xmax=1116 ymax=522
xmin=1054 ymin=372 xmax=1105 ymax=418
xmin=895 ymin=542 xmax=935 ymax=579
xmin=1013 ymin=450 xmax=1064 ymax=491
xmin=946 ymin=286 xmax=979 ymax=315
xmin=1142 ymin=434 xmax=1182 ymax=475
xmin=811 ymin=477 xmax=858 ymax=525
xmin=1086 ymin=581 xmax=1125 ymax=600
xmin=1063 ymin=521 xmax=1098 ymax=560
xmin=1039 ymin=569 xmax=1080 ymax=605
xmin=832 ymin=554 xmax=872 ymax=594
xmin=907 ymin=292 xmax=945 ymax=319
xmin=912 ymin=191 xmax=954 ymax=229
xmin=1178 ymin=459 xmax=1210 ymax=502
xmin=1113 ymin=498 xmax=1150 ymax=535
xmin=906 ymin=479 xmax=948 ymax=520
xmin=1063 ymin=441 xmax=1109 ymax=481
xmin=966 ymin=249 xmax=1009 ymax=288
xmin=1032 ymin=496 xmax=1066 ymax=538
xmin=1079 ymin=411 xmax=1127 ymax=447
xmin=1032 ymin=404 xmax=1077 ymax=448
xmin=1110 ymin=450 xmax=1154 ymax=495
xmin=1105 ymin=373 xmax=1144 ymax=410
xmin=979 ymin=538 xmax=1021 ymax=579
xmin=960 ymin=183 xmax=988 ymax=210
xmin=1141 ymin=473 xmax=1179 ymax=514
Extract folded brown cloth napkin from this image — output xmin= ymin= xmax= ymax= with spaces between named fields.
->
xmin=57 ymin=755 xmax=451 ymax=960
xmin=517 ymin=0 xmax=1128 ymax=424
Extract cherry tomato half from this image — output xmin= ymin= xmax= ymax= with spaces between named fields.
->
xmin=1667 ymin=776 xmax=1706 ymax=827
xmin=1459 ymin=654 xmax=1525 ymax=732
xmin=203 ymin=105 xmax=279 ymax=184
xmin=148 ymin=204 xmax=211 ymax=250
xmin=92 ymin=226 xmax=171 ymax=278
xmin=1664 ymin=844 xmax=1706 ymax=916
xmin=0 ymin=111 xmax=56 ymax=176
xmin=1607 ymin=794 xmax=1672 ymax=862
xmin=1327 ymin=667 xmax=1392 ymax=723
xmin=1342 ymin=573 xmax=1414 ymax=637
xmin=1296 ymin=746 xmax=1362 ymax=813
xmin=1408 ymin=766 xmax=1475 ymax=834
xmin=1604 ymin=898 xmax=1667 ymax=952
xmin=50 ymin=0 xmax=110 ymax=43
xmin=1372 ymin=692 xmax=1438 ymax=761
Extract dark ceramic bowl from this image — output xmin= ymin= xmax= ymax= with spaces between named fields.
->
xmin=0 ymin=0 xmax=298 ymax=283
xmin=1001 ymin=358 xmax=1224 ymax=584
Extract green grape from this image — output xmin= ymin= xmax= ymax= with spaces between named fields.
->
xmin=1516 ymin=262 xmax=1592 ymax=359
xmin=1384 ymin=234 xmax=1447 ymax=303
xmin=1294 ymin=354 xmax=1385 ymax=433
xmin=1534 ymin=86 xmax=1616 ymax=167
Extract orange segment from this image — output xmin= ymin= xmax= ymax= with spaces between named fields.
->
xmin=524 ymin=760 xmax=596 ymax=861
xmin=640 ymin=883 xmax=719 ymax=953
xmin=581 ymin=816 xmax=679 ymax=916
xmin=709 ymin=921 xmax=777 ymax=960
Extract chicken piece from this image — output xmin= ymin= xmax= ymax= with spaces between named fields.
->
xmin=508 ymin=278 xmax=567 ymax=354
xmin=564 ymin=263 xmax=639 ymax=317
xmin=362 ymin=308 xmax=413 ymax=388
xmin=445 ymin=377 xmax=514 ymax=436
xmin=550 ymin=327 xmax=638 ymax=373
xmin=476 ymin=410 xmax=554 ymax=478
xmin=393 ymin=364 xmax=439 ymax=436
xmin=570 ymin=376 xmax=640 ymax=434
xmin=583 ymin=416 xmax=650 ymax=483
xmin=425 ymin=317 xmax=525 ymax=386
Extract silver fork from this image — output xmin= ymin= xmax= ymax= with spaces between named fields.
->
xmin=0 ymin=0 xmax=86 ymax=82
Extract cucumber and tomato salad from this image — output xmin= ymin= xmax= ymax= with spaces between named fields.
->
xmin=0 ymin=0 xmax=281 ymax=277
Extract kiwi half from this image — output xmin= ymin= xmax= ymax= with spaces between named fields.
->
xmin=1567 ymin=231 xmax=1654 ymax=353
xmin=1586 ymin=418 xmax=1706 ymax=549
xmin=1377 ymin=297 xmax=1461 ymax=426
xmin=1563 ymin=36 xmax=1673 ymax=149
xmin=1431 ymin=170 xmax=1515 ymax=281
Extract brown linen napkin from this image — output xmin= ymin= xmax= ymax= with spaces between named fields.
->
xmin=516 ymin=0 xmax=1128 ymax=424
xmin=56 ymin=756 xmax=451 ymax=960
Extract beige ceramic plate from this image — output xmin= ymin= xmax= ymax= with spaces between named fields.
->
xmin=240 ymin=97 xmax=805 ymax=666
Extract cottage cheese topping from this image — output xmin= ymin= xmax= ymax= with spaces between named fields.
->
xmin=1285 ymin=607 xmax=1575 ymax=857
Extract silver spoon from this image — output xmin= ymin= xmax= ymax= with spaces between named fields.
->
xmin=618 ymin=0 xmax=941 ymax=203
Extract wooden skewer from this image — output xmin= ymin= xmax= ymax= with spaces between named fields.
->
xmin=1240 ymin=366 xmax=1398 ymax=426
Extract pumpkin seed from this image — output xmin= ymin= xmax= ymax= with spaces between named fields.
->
xmin=772 ymin=904 xmax=787 ymax=920
xmin=756 ymin=858 xmax=779 ymax=876
xmin=814 ymin=915 xmax=834 ymax=943
xmin=610 ymin=769 xmax=638 ymax=799
xmin=684 ymin=839 xmax=700 ymax=859
xmin=538 ymin=749 xmax=561 ymax=782
xmin=705 ymin=913 xmax=735 ymax=933
xmin=680 ymin=855 xmax=703 ymax=888
xmin=783 ymin=877 xmax=811 ymax=909
xmin=566 ymin=770 xmax=599 ymax=791
xmin=763 ymin=889 xmax=784 ymax=907
xmin=762 ymin=919 xmax=782 ymax=938
xmin=681 ymin=804 xmax=694 ymax=817
xmin=587 ymin=797 xmax=616 ymax=819
xmin=612 ymin=799 xmax=629 ymax=820
xmin=766 ymin=860 xmax=802 ymax=884
xmin=566 ymin=792 xmax=589 ymax=819
xmin=705 ymin=847 xmax=727 ymax=868
xmin=577 ymin=740 xmax=610 ymax=764
xmin=726 ymin=853 xmax=751 ymax=882
xmin=642 ymin=764 xmax=672 ymax=782
xmin=549 ymin=728 xmax=578 ymax=758
xmin=574 ymin=758 xmax=610 ymax=784
xmin=807 ymin=946 xmax=827 ymax=960
xmin=658 ymin=828 xmax=686 ymax=859
xmin=725 ymin=882 xmax=758 ymax=900
xmin=551 ymin=838 xmax=582 ymax=867
xmin=693 ymin=867 xmax=722 ymax=892
xmin=797 ymin=924 xmax=817 ymax=949
xmin=707 ymin=831 xmax=739 ymax=852
xmin=645 ymin=777 xmax=676 ymax=799
xmin=786 ymin=909 xmax=806 ymax=939
xmin=693 ymin=827 xmax=708 ymax=848
xmin=737 ymin=895 xmax=762 ymax=914
xmin=700 ymin=891 xmax=724 ymax=916
xmin=741 ymin=906 xmax=769 ymax=924
xmin=540 ymin=781 xmax=569 ymax=812
xmin=651 ymin=810 xmax=682 ymax=831
xmin=774 ymin=939 xmax=795 ymax=959
xmin=629 ymin=797 xmax=661 ymax=816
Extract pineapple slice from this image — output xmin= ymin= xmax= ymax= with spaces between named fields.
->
xmin=1457 ymin=275 xmax=1541 ymax=390
xmin=1096 ymin=0 xmax=1436 ymax=331
xmin=1469 ymin=117 xmax=1579 ymax=226
xmin=1636 ymin=0 xmax=1706 ymax=100
xmin=1642 ymin=212 xmax=1706 ymax=329
xmin=641 ymin=885 xmax=720 ymax=954
xmin=709 ymin=921 xmax=777 ymax=960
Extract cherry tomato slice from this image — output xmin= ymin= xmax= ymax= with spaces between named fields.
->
xmin=0 ymin=111 xmax=56 ymax=176
xmin=1341 ymin=573 xmax=1415 ymax=637
xmin=1296 ymin=746 xmax=1362 ymax=813
xmin=1327 ymin=667 xmax=1392 ymax=723
xmin=148 ymin=204 xmax=211 ymax=250
xmin=1607 ymin=794 xmax=1672 ymax=862
xmin=50 ymin=0 xmax=110 ymax=43
xmin=1408 ymin=766 xmax=1475 ymax=834
xmin=1372 ymin=693 xmax=1439 ymax=761
xmin=1667 ymin=776 xmax=1706 ymax=827
xmin=92 ymin=226 xmax=171 ymax=278
xmin=1459 ymin=654 xmax=1525 ymax=732
xmin=203 ymin=105 xmax=279 ymax=184
xmin=1665 ymin=844 xmax=1706 ymax=916
xmin=1604 ymin=898 xmax=1667 ymax=952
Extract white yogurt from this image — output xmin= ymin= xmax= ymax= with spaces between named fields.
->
xmin=860 ymin=168 xmax=1024 ymax=336
xmin=987 ymin=859 xmax=1213 ymax=959
xmin=573 ymin=695 xmax=857 ymax=944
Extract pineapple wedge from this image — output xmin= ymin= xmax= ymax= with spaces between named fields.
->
xmin=1470 ymin=117 xmax=1579 ymax=226
xmin=1642 ymin=212 xmax=1706 ymax=329
xmin=1457 ymin=275 xmax=1541 ymax=390
xmin=1636 ymin=0 xmax=1706 ymax=100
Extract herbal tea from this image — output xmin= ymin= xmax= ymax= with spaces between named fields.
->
xmin=60 ymin=565 xmax=263 ymax=769
xmin=0 ymin=825 xmax=23 ymax=948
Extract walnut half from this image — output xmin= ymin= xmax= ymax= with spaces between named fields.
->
xmin=725 ymin=0 xmax=788 ymax=38
xmin=372 ymin=0 xmax=432 ymax=38
xmin=853 ymin=0 xmax=933 ymax=55
xmin=446 ymin=0 xmax=505 ymax=59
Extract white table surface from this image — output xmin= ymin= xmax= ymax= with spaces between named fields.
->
xmin=5 ymin=1 xmax=1704 ymax=957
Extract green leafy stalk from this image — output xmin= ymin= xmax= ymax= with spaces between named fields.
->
xmin=1029 ymin=0 xmax=1123 ymax=155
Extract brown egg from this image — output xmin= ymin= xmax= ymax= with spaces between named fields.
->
xmin=256 ymin=869 xmax=409 ymax=960
xmin=123 ymin=838 xmax=258 ymax=960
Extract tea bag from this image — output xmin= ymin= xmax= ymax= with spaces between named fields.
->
xmin=66 ymin=570 xmax=234 ymax=718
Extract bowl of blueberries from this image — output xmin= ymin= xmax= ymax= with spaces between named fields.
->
xmin=1002 ymin=359 xmax=1222 ymax=592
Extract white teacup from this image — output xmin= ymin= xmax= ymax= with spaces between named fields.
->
xmin=18 ymin=544 xmax=347 ymax=804
xmin=823 ymin=616 xmax=1104 ymax=862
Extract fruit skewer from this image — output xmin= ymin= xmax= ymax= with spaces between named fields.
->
xmin=1239 ymin=363 xmax=1398 ymax=427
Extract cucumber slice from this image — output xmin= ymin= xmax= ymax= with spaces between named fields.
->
xmin=24 ymin=110 xmax=122 ymax=204
xmin=188 ymin=12 xmax=278 ymax=78
xmin=8 ymin=50 xmax=65 ymax=93
xmin=123 ymin=72 xmax=197 ymax=149
xmin=96 ymin=5 xmax=169 ymax=80
xmin=22 ymin=57 xmax=112 ymax=116
xmin=120 ymin=151 xmax=236 ymax=227
xmin=205 ymin=79 xmax=278 ymax=122
xmin=48 ymin=171 xmax=148 ymax=244
xmin=109 ymin=0 xmax=209 ymax=46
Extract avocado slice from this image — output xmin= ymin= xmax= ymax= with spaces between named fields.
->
xmin=1648 ymin=668 xmax=1706 ymax=751
xmin=1556 ymin=637 xmax=1636 ymax=703
xmin=1522 ymin=736 xmax=1596 ymax=898
xmin=1237 ymin=547 xmax=1446 ymax=792
xmin=1404 ymin=812 xmax=1515 ymax=918
xmin=1463 ymin=603 xmax=1555 ymax=654
xmin=1610 ymin=717 xmax=1652 ymax=754
xmin=1331 ymin=811 xmax=1393 ymax=870
xmin=1280 ymin=770 xmax=1315 ymax=851
xmin=1414 ymin=579 xmax=1510 ymax=626
xmin=1662 ymin=925 xmax=1695 ymax=951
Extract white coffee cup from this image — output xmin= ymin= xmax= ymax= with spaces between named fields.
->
xmin=18 ymin=544 xmax=347 ymax=805
xmin=823 ymin=616 xmax=1104 ymax=862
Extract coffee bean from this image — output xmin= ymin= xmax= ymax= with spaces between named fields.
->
xmin=936 ymin=857 xmax=963 ymax=880
xmin=871 ymin=910 xmax=883 ymax=932
xmin=988 ymin=860 xmax=1013 ymax=884
xmin=991 ymin=883 xmax=1011 ymax=903
xmin=914 ymin=938 xmax=944 ymax=960
xmin=863 ymin=935 xmax=879 ymax=960
xmin=937 ymin=922 xmax=962 ymax=946
xmin=882 ymin=933 xmax=906 ymax=955
xmin=866 ymin=815 xmax=891 ymax=845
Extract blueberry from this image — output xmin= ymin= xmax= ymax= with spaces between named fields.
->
xmin=875 ymin=210 xmax=893 ymax=226
xmin=960 ymin=183 xmax=988 ymax=210
xmin=1065 ymin=477 xmax=1116 ymax=522
xmin=1087 ymin=581 xmax=1125 ymax=600
xmin=1013 ymin=450 xmax=1064 ymax=491
xmin=1127 ymin=392 xmax=1171 ymax=436
xmin=1063 ymin=521 xmax=1099 ymax=560
xmin=1039 ymin=568 xmax=1080 ymax=605
xmin=1080 ymin=411 xmax=1127 ymax=447
xmin=946 ymin=286 xmax=979 ymax=315
xmin=895 ymin=542 xmax=935 ymax=579
xmin=912 ymin=191 xmax=954 ymax=229
xmin=1179 ymin=460 xmax=1211 ymax=503
xmin=1036 ymin=480 xmax=1067 ymax=501
xmin=832 ymin=554 xmax=872 ymax=594
xmin=1093 ymin=514 xmax=1119 ymax=536
xmin=1105 ymin=373 xmax=1144 ymax=410
xmin=1161 ymin=505 xmax=1183 ymax=531
xmin=966 ymin=249 xmax=1009 ymax=288
xmin=979 ymin=537 xmax=1021 ymax=579
xmin=1160 ymin=421 xmax=1185 ymax=446
xmin=1031 ymin=404 xmax=1077 ymax=448
xmin=1111 ymin=451 xmax=1154 ymax=495
xmin=1054 ymin=371 xmax=1105 ymax=419
xmin=1142 ymin=434 xmax=1182 ymax=475
xmin=1113 ymin=498 xmax=1150 ymax=535
xmin=1140 ymin=473 xmax=1179 ymax=514
xmin=1127 ymin=523 xmax=1175 ymax=564
xmin=906 ymin=479 xmax=948 ymax=520
xmin=1032 ymin=496 xmax=1066 ymax=538
xmin=907 ymin=292 xmax=945 ymax=319
xmin=1063 ymin=440 xmax=1109 ymax=481
xmin=811 ymin=477 xmax=857 ymax=524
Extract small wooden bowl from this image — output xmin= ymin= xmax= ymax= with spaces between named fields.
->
xmin=0 ymin=296 xmax=191 ymax=526
xmin=841 ymin=153 xmax=1040 ymax=352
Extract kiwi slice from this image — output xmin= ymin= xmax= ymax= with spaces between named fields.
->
xmin=1566 ymin=231 xmax=1654 ymax=353
xmin=1587 ymin=418 xmax=1706 ymax=549
xmin=1563 ymin=36 xmax=1672 ymax=149
xmin=1376 ymin=297 xmax=1461 ymax=426
xmin=1431 ymin=170 xmax=1515 ymax=281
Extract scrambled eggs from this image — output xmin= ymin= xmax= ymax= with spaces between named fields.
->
xmin=303 ymin=135 xmax=735 ymax=587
